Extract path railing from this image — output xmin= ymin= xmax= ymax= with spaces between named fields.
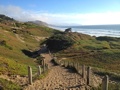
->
xmin=28 ymin=58 xmax=49 ymax=85
xmin=49 ymin=52 xmax=109 ymax=90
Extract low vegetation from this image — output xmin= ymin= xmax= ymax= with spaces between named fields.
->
xmin=0 ymin=56 xmax=28 ymax=75
xmin=51 ymin=32 xmax=120 ymax=82
xmin=48 ymin=33 xmax=120 ymax=89
xmin=0 ymin=14 xmax=60 ymax=89
xmin=0 ymin=78 xmax=22 ymax=90
xmin=33 ymin=69 xmax=50 ymax=81
xmin=0 ymin=14 xmax=120 ymax=89
xmin=46 ymin=33 xmax=74 ymax=51
xmin=91 ymin=83 xmax=120 ymax=90
xmin=45 ymin=30 xmax=120 ymax=77
xmin=0 ymin=14 xmax=60 ymax=74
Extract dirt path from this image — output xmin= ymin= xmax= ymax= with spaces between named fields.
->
xmin=24 ymin=53 xmax=87 ymax=90
xmin=15 ymin=34 xmax=25 ymax=43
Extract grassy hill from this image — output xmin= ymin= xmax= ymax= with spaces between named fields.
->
xmin=46 ymin=31 xmax=120 ymax=81
xmin=0 ymin=14 xmax=62 ymax=89
xmin=0 ymin=14 xmax=120 ymax=89
xmin=45 ymin=31 xmax=120 ymax=89
xmin=0 ymin=14 xmax=60 ymax=76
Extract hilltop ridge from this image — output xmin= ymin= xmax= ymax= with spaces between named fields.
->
xmin=27 ymin=20 xmax=48 ymax=26
xmin=0 ymin=14 xmax=14 ymax=21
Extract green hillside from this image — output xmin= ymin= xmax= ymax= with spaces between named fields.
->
xmin=46 ymin=31 xmax=120 ymax=81
xmin=0 ymin=14 xmax=60 ymax=76
xmin=0 ymin=14 xmax=120 ymax=89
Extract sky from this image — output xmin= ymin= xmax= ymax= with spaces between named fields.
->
xmin=0 ymin=0 xmax=120 ymax=25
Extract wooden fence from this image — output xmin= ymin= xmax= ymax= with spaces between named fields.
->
xmin=28 ymin=58 xmax=49 ymax=85
xmin=52 ymin=55 xmax=109 ymax=90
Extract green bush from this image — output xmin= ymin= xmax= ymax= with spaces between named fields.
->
xmin=0 ymin=40 xmax=13 ymax=50
xmin=108 ymin=83 xmax=120 ymax=90
xmin=91 ymin=83 xmax=120 ymax=90
xmin=46 ymin=34 xmax=74 ymax=51
xmin=0 ymin=40 xmax=6 ymax=46
xmin=36 ymin=55 xmax=44 ymax=64
xmin=96 ymin=36 xmax=120 ymax=42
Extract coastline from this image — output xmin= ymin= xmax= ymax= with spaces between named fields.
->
xmin=50 ymin=25 xmax=120 ymax=37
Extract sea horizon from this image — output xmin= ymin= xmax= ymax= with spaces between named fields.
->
xmin=50 ymin=24 xmax=120 ymax=37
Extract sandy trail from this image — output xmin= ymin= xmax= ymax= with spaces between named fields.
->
xmin=24 ymin=53 xmax=86 ymax=90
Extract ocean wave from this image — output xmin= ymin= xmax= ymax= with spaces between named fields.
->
xmin=50 ymin=26 xmax=120 ymax=37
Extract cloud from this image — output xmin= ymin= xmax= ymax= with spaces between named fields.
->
xmin=0 ymin=5 xmax=120 ymax=25
xmin=0 ymin=5 xmax=49 ymax=22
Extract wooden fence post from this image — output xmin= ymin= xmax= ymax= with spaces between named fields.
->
xmin=28 ymin=66 xmax=32 ymax=85
xmin=48 ymin=49 xmax=52 ymax=58
xmin=41 ymin=57 xmax=44 ymax=66
xmin=82 ymin=65 xmax=85 ymax=79
xmin=68 ymin=61 xmax=70 ymax=67
xmin=43 ymin=59 xmax=45 ymax=72
xmin=87 ymin=66 xmax=91 ymax=86
xmin=69 ymin=62 xmax=71 ymax=67
xmin=102 ymin=75 xmax=109 ymax=90
xmin=73 ymin=62 xmax=75 ymax=68
xmin=65 ymin=61 xmax=67 ymax=67
xmin=74 ymin=63 xmax=76 ymax=69
xmin=60 ymin=60 xmax=62 ymax=66
xmin=75 ymin=63 xmax=78 ymax=71
xmin=46 ymin=64 xmax=49 ymax=70
xmin=71 ymin=62 xmax=74 ymax=67
xmin=76 ymin=63 xmax=79 ymax=72
xmin=63 ymin=61 xmax=65 ymax=67
xmin=64 ymin=61 xmax=67 ymax=67
xmin=38 ymin=65 xmax=41 ymax=75
xmin=75 ymin=73 xmax=77 ymax=85
xmin=59 ymin=60 xmax=61 ymax=65
xmin=54 ymin=57 xmax=58 ymax=64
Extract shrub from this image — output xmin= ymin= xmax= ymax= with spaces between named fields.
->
xmin=0 ymin=40 xmax=6 ymax=46
xmin=36 ymin=55 xmax=44 ymax=64
xmin=0 ymin=40 xmax=13 ymax=50
xmin=46 ymin=34 xmax=74 ymax=51
xmin=96 ymin=36 xmax=120 ymax=42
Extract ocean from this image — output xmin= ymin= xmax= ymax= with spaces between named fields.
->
xmin=51 ymin=25 xmax=120 ymax=37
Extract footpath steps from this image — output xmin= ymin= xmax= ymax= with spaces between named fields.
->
xmin=24 ymin=53 xmax=87 ymax=90
xmin=25 ymin=66 xmax=86 ymax=90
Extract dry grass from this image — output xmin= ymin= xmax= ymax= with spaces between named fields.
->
xmin=56 ymin=34 xmax=120 ymax=82
xmin=0 ymin=21 xmax=60 ymax=75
